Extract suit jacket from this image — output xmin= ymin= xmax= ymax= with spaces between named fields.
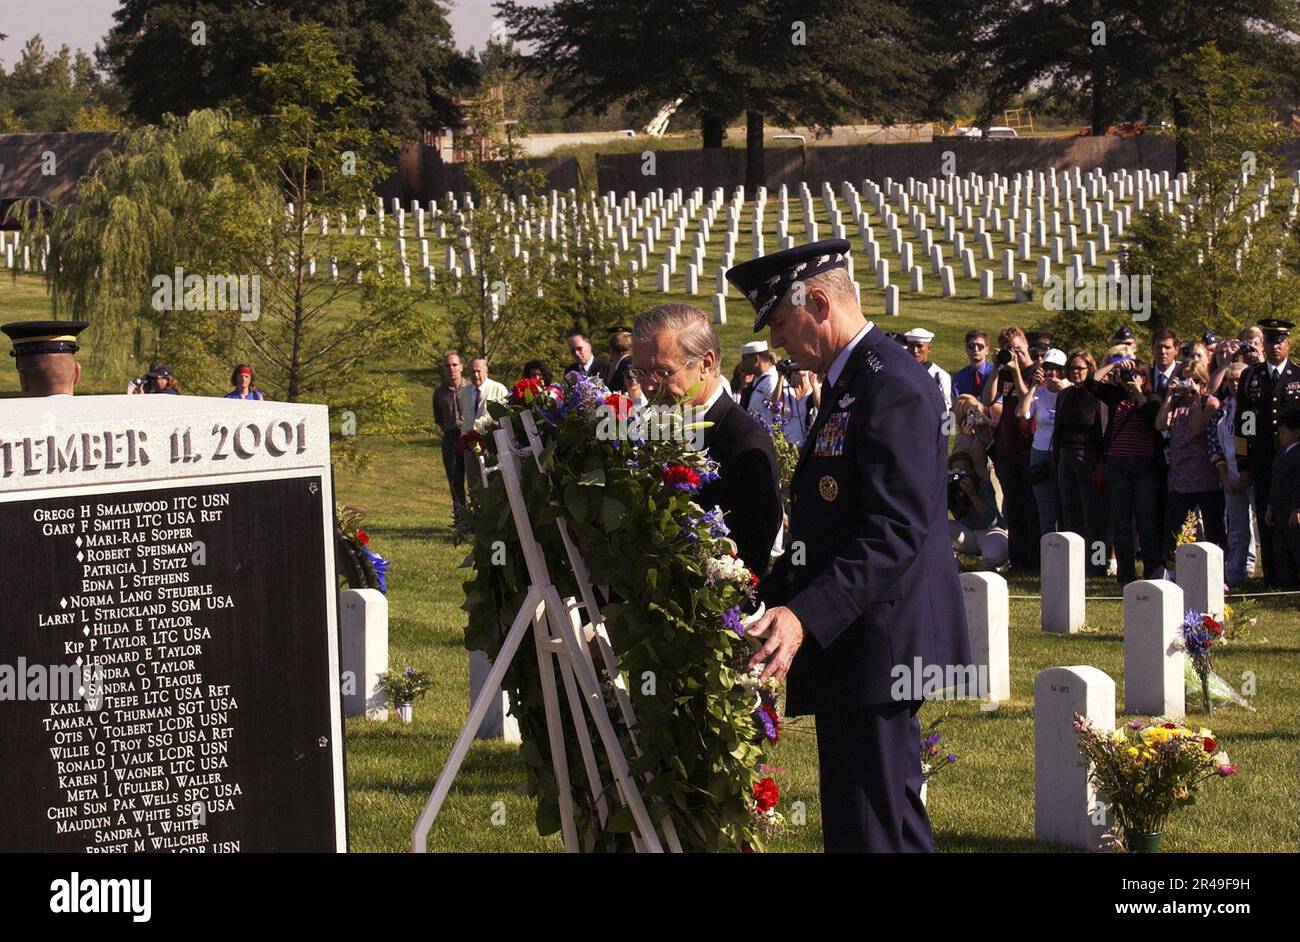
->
xmin=696 ymin=392 xmax=782 ymax=579
xmin=604 ymin=355 xmax=632 ymax=393
xmin=1269 ymin=443 xmax=1300 ymax=521
xmin=759 ymin=325 xmax=972 ymax=715
xmin=567 ymin=356 xmax=611 ymax=380
xmin=457 ymin=378 xmax=508 ymax=434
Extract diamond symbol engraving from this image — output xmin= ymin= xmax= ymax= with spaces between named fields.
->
xmin=76 ymin=551 xmax=84 ymax=562
xmin=60 ymin=597 xmax=67 ymax=609
xmin=75 ymin=536 xmax=82 ymax=547
xmin=82 ymin=627 xmax=89 ymax=636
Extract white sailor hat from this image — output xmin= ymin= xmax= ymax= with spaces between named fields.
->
xmin=740 ymin=340 xmax=769 ymax=355
xmin=904 ymin=327 xmax=935 ymax=344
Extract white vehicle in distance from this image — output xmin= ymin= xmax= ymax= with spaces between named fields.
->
xmin=954 ymin=126 xmax=1019 ymax=139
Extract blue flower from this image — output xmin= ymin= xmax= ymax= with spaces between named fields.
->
xmin=362 ymin=545 xmax=390 ymax=594
xmin=701 ymin=507 xmax=730 ymax=539
xmin=721 ymin=606 xmax=745 ymax=638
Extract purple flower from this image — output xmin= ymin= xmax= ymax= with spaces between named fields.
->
xmin=946 ymin=753 xmax=958 ymax=763
xmin=362 ymin=545 xmax=390 ymax=594
xmin=1127 ymin=719 xmax=1144 ymax=730
xmin=404 ymin=666 xmax=414 ymax=678
xmin=722 ymin=607 xmax=745 ymax=638
xmin=923 ymin=731 xmax=942 ymax=748
xmin=757 ymin=707 xmax=778 ymax=741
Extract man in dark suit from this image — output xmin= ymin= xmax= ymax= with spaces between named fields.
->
xmin=1239 ymin=319 xmax=1300 ymax=585
xmin=630 ymin=304 xmax=782 ymax=578
xmin=566 ymin=331 xmax=610 ymax=380
xmin=603 ymin=327 xmax=634 ymax=393
xmin=728 ymin=239 xmax=971 ymax=853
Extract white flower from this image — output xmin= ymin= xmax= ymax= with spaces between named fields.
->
xmin=473 ymin=413 xmax=497 ymax=437
xmin=705 ymin=554 xmax=749 ymax=586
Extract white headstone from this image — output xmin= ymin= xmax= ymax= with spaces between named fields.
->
xmin=340 ymin=588 xmax=388 ymax=719
xmin=960 ymin=572 xmax=1010 ymax=702
xmin=1034 ymin=665 xmax=1115 ymax=851
xmin=980 ymin=269 xmax=994 ymax=299
xmin=1041 ymin=531 xmax=1085 ymax=633
xmin=1175 ymin=542 xmax=1225 ymax=618
xmin=884 ymin=284 xmax=900 ymax=316
xmin=1122 ymin=579 xmax=1185 ymax=718
xmin=940 ymin=265 xmax=956 ymax=297
xmin=469 ymin=650 xmax=521 ymax=741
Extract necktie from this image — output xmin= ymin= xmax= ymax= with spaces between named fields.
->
xmin=450 ymin=384 xmax=462 ymax=429
xmin=473 ymin=385 xmax=481 ymax=415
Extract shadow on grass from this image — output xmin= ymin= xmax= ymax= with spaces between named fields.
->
xmin=938 ymin=831 xmax=1064 ymax=853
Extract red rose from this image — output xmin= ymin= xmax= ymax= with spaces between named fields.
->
xmin=457 ymin=430 xmax=484 ymax=452
xmin=741 ymin=841 xmax=754 ymax=854
xmin=604 ymin=393 xmax=634 ymax=420
xmin=1162 ymin=722 xmax=1177 ymax=729
xmin=1204 ymin=616 xmax=1222 ymax=636
xmin=749 ymin=572 xmax=760 ymax=585
xmin=661 ymin=464 xmax=702 ymax=491
xmin=356 ymin=529 xmax=369 ymax=546
xmin=752 ymin=777 xmax=779 ymax=814
xmin=760 ymin=703 xmax=781 ymax=742
xmin=1203 ymin=736 xmax=1217 ymax=752
xmin=511 ymin=377 xmax=543 ymax=405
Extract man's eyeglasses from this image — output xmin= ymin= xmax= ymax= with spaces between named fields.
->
xmin=966 ymin=342 xmax=987 ymax=350
xmin=628 ymin=358 xmax=699 ymax=385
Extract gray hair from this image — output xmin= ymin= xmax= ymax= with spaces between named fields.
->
xmin=632 ymin=304 xmax=721 ymax=373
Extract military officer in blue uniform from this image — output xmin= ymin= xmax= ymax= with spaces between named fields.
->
xmin=1235 ymin=318 xmax=1300 ymax=586
xmin=728 ymin=240 xmax=971 ymax=853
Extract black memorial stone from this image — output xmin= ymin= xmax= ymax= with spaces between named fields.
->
xmin=0 ymin=475 xmax=343 ymax=852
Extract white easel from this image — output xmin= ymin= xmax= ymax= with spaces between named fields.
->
xmin=412 ymin=413 xmax=682 ymax=853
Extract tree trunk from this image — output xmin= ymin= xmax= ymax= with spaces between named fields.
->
xmin=745 ymin=111 xmax=764 ymax=194
xmin=701 ymin=112 xmax=725 ymax=149
xmin=1090 ymin=48 xmax=1108 ymax=135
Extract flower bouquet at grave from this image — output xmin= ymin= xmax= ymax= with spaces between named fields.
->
xmin=462 ymin=369 xmax=785 ymax=851
xmin=1074 ymin=714 xmax=1237 ymax=851
xmin=1178 ymin=610 xmax=1223 ymax=714
xmin=378 ymin=667 xmax=432 ymax=722
xmin=336 ymin=505 xmax=390 ymax=594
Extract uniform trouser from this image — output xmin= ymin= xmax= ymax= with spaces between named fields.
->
xmin=814 ymin=701 xmax=931 ymax=853
xmin=440 ymin=434 xmax=466 ymax=507
xmin=992 ymin=455 xmax=1040 ymax=567
xmin=1104 ymin=455 xmax=1162 ymax=583
xmin=949 ymin=520 xmax=1009 ymax=568
xmin=1057 ymin=448 xmax=1108 ymax=574
xmin=1224 ymin=486 xmax=1257 ymax=587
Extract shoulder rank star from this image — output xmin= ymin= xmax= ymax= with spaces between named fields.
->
xmin=838 ymin=394 xmax=856 ymax=408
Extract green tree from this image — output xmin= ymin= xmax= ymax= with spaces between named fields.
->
xmin=105 ymin=0 xmax=475 ymax=138
xmin=1048 ymin=46 xmax=1300 ymax=351
xmin=979 ymin=0 xmax=1300 ymax=158
xmin=0 ymin=35 xmax=125 ymax=131
xmin=496 ymin=0 xmax=942 ymax=189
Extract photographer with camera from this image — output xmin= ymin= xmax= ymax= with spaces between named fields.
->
xmin=759 ymin=357 xmax=817 ymax=448
xmin=948 ymin=451 xmax=1008 ymax=570
xmin=981 ymin=326 xmax=1039 ymax=570
xmin=1155 ymin=360 xmax=1225 ymax=567
xmin=1088 ymin=350 xmax=1163 ymax=585
xmin=1016 ymin=347 xmax=1069 ymax=535
xmin=126 ymin=363 xmax=181 ymax=395
xmin=1208 ymin=362 xmax=1258 ymax=588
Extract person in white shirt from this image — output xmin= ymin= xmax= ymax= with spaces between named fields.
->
xmin=1016 ymin=347 xmax=1069 ymax=535
xmin=740 ymin=339 xmax=778 ymax=414
xmin=904 ymin=327 xmax=952 ymax=411
xmin=457 ymin=358 xmax=508 ymax=434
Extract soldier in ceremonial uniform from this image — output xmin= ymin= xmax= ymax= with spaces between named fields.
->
xmin=1234 ymin=318 xmax=1300 ymax=586
xmin=728 ymin=240 xmax=971 ymax=853
xmin=1 ymin=320 xmax=87 ymax=397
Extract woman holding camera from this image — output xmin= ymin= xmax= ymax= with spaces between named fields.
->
xmin=1155 ymin=360 xmax=1225 ymax=565
xmin=1016 ymin=348 xmax=1069 ymax=535
xmin=1088 ymin=352 xmax=1164 ymax=585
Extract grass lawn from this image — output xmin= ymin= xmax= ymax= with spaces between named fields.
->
xmin=4 ymin=176 xmax=1297 ymax=852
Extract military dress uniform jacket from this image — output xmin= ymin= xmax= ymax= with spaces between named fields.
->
xmin=759 ymin=325 xmax=972 ymax=716
xmin=1234 ymin=360 xmax=1300 ymax=475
